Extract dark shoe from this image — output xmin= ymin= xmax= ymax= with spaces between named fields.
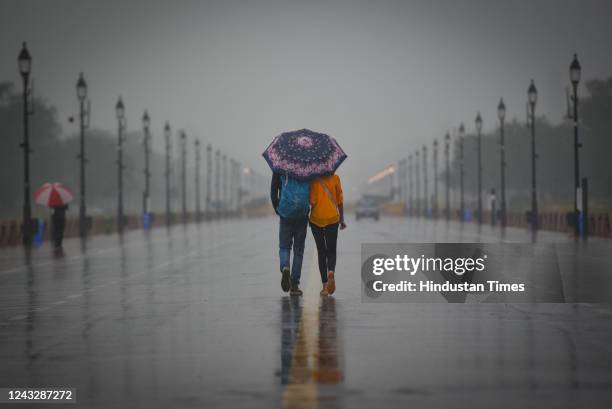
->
xmin=290 ymin=284 xmax=303 ymax=296
xmin=281 ymin=267 xmax=291 ymax=292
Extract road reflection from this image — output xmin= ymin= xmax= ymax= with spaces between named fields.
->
xmin=280 ymin=296 xmax=343 ymax=408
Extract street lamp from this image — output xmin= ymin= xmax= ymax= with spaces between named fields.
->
xmin=179 ymin=131 xmax=187 ymax=223
xmin=475 ymin=112 xmax=483 ymax=225
xmin=206 ymin=144 xmax=212 ymax=219
xmin=570 ymin=54 xmax=582 ymax=238
xmin=497 ymin=98 xmax=507 ymax=228
xmin=18 ymin=42 xmax=33 ymax=245
xmin=76 ymin=72 xmax=89 ymax=238
xmin=142 ymin=110 xmax=151 ymax=222
xmin=115 ymin=97 xmax=126 ymax=233
xmin=400 ymin=158 xmax=407 ymax=214
xmin=408 ymin=154 xmax=413 ymax=216
xmin=415 ymin=150 xmax=420 ymax=217
xmin=195 ymin=139 xmax=201 ymax=221
xmin=458 ymin=123 xmax=465 ymax=221
xmin=222 ymin=154 xmax=227 ymax=218
xmin=444 ymin=132 xmax=450 ymax=221
xmin=432 ymin=139 xmax=438 ymax=219
xmin=236 ymin=161 xmax=242 ymax=216
xmin=422 ymin=145 xmax=428 ymax=217
xmin=527 ymin=80 xmax=538 ymax=234
xmin=164 ymin=121 xmax=171 ymax=226
xmin=215 ymin=150 xmax=220 ymax=219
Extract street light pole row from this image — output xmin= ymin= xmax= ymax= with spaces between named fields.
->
xmin=399 ymin=54 xmax=581 ymax=240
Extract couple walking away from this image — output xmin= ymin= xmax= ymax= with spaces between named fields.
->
xmin=263 ymin=129 xmax=348 ymax=297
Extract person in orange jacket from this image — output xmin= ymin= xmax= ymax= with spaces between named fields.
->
xmin=309 ymin=173 xmax=346 ymax=296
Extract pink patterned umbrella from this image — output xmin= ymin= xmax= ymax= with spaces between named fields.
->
xmin=34 ymin=183 xmax=74 ymax=208
xmin=262 ymin=129 xmax=347 ymax=180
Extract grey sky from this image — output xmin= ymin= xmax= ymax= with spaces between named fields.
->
xmin=1 ymin=0 xmax=611 ymax=199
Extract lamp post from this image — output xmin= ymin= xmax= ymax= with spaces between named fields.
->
xmin=215 ymin=150 xmax=220 ymax=219
xmin=164 ymin=122 xmax=171 ymax=226
xmin=18 ymin=42 xmax=33 ymax=246
xmin=408 ymin=154 xmax=413 ymax=216
xmin=236 ymin=161 xmax=242 ymax=216
xmin=444 ymin=132 xmax=450 ymax=221
xmin=230 ymin=159 xmax=237 ymax=214
xmin=527 ymin=80 xmax=538 ymax=233
xmin=422 ymin=145 xmax=428 ymax=217
xmin=401 ymin=158 xmax=407 ymax=213
xmin=206 ymin=144 xmax=212 ymax=219
xmin=415 ymin=150 xmax=420 ymax=217
xmin=475 ymin=112 xmax=483 ymax=225
xmin=142 ymin=110 xmax=151 ymax=220
xmin=432 ymin=139 xmax=438 ymax=219
xmin=195 ymin=139 xmax=201 ymax=221
xmin=570 ymin=54 xmax=582 ymax=238
xmin=497 ymin=98 xmax=507 ymax=228
xmin=179 ymin=131 xmax=187 ymax=224
xmin=76 ymin=72 xmax=89 ymax=238
xmin=115 ymin=97 xmax=126 ymax=234
xmin=222 ymin=154 xmax=227 ymax=218
xmin=458 ymin=123 xmax=465 ymax=221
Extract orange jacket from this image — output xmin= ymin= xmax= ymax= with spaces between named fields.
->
xmin=309 ymin=175 xmax=343 ymax=227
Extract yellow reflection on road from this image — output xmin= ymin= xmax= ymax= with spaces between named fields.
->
xmin=282 ymin=254 xmax=343 ymax=409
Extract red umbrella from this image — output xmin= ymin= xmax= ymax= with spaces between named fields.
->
xmin=34 ymin=183 xmax=74 ymax=208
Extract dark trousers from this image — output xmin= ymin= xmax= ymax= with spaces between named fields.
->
xmin=52 ymin=216 xmax=66 ymax=248
xmin=310 ymin=222 xmax=339 ymax=283
xmin=279 ymin=217 xmax=308 ymax=285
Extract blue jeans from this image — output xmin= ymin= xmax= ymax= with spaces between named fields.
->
xmin=279 ymin=217 xmax=307 ymax=285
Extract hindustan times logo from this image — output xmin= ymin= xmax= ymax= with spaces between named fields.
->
xmin=372 ymin=254 xmax=487 ymax=276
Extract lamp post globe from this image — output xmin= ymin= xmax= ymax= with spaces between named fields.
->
xmin=475 ymin=112 xmax=483 ymax=133
xmin=570 ymin=54 xmax=581 ymax=85
xmin=18 ymin=42 xmax=32 ymax=79
xmin=528 ymin=80 xmax=538 ymax=106
xmin=142 ymin=110 xmax=150 ymax=130
xmin=164 ymin=121 xmax=171 ymax=139
xmin=498 ymin=98 xmax=506 ymax=121
xmin=115 ymin=97 xmax=125 ymax=120
xmin=76 ymin=72 xmax=87 ymax=101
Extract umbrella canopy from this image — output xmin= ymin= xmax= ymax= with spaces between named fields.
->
xmin=34 ymin=183 xmax=74 ymax=208
xmin=262 ymin=129 xmax=347 ymax=180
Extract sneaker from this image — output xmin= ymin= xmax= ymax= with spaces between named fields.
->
xmin=290 ymin=284 xmax=303 ymax=296
xmin=281 ymin=267 xmax=290 ymax=292
xmin=326 ymin=271 xmax=336 ymax=295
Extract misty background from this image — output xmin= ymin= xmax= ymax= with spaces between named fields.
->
xmin=1 ymin=0 xmax=612 ymax=218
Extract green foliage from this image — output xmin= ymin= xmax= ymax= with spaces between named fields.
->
xmin=0 ymin=82 xmax=171 ymax=219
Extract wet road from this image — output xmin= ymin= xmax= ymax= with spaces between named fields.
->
xmin=1 ymin=217 xmax=612 ymax=408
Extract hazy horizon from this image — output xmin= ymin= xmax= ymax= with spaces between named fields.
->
xmin=2 ymin=0 xmax=612 ymax=199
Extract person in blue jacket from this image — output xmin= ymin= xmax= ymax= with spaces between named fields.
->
xmin=270 ymin=172 xmax=310 ymax=296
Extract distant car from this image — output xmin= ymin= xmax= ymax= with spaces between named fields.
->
xmin=355 ymin=200 xmax=380 ymax=221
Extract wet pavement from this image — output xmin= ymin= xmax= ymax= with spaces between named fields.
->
xmin=1 ymin=217 xmax=612 ymax=408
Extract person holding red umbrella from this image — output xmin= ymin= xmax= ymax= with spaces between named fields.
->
xmin=34 ymin=183 xmax=74 ymax=249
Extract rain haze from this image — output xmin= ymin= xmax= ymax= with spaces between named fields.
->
xmin=1 ymin=0 xmax=612 ymax=199
xmin=4 ymin=2 xmax=612 ymax=408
